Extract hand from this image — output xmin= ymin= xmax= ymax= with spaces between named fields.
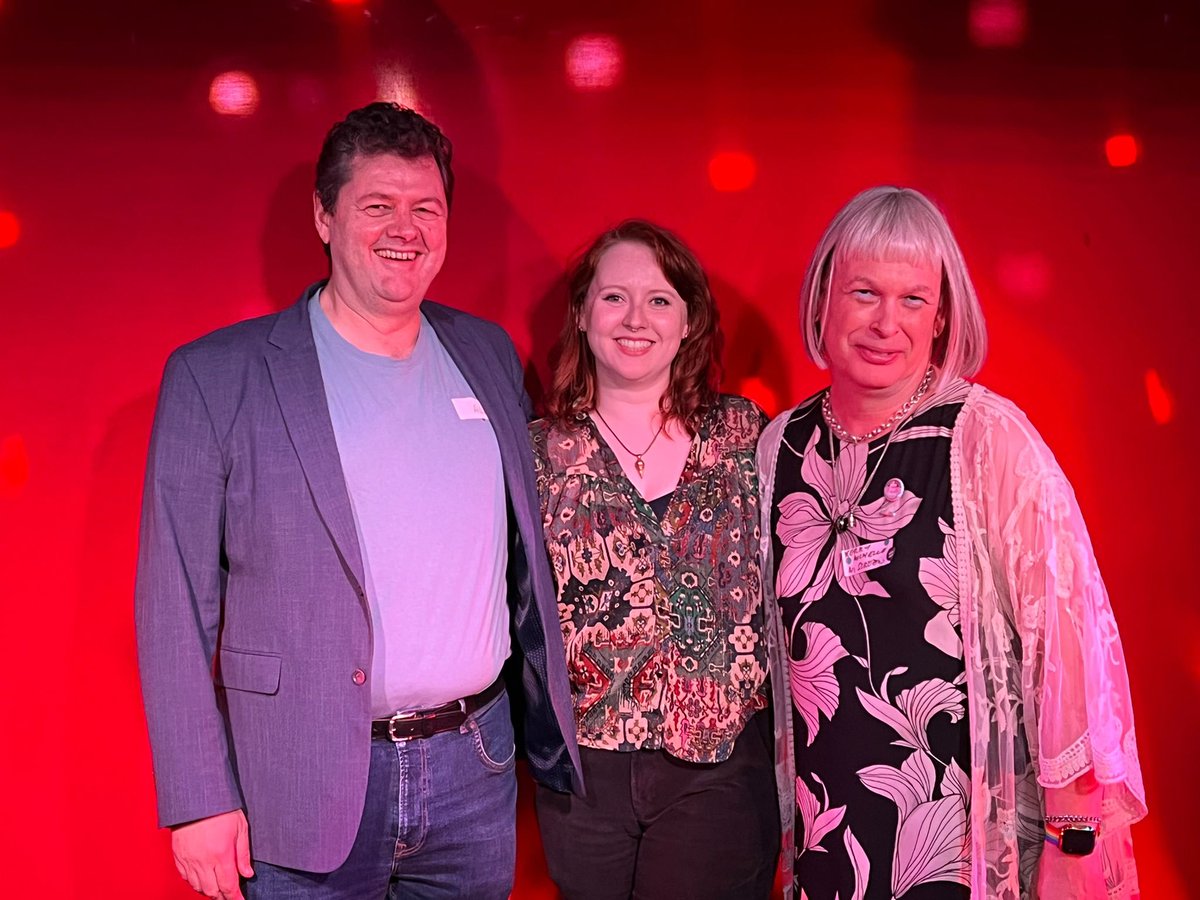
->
xmin=1038 ymin=779 xmax=1105 ymax=898
xmin=1037 ymin=841 xmax=1107 ymax=898
xmin=170 ymin=809 xmax=254 ymax=899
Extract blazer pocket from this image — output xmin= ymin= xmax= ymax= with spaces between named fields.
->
xmin=215 ymin=647 xmax=282 ymax=695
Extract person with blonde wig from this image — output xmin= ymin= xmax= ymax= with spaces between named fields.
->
xmin=532 ymin=220 xmax=781 ymax=898
xmin=758 ymin=186 xmax=1145 ymax=898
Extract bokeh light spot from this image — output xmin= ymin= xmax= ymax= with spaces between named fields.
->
xmin=1105 ymin=133 xmax=1139 ymax=167
xmin=0 ymin=210 xmax=20 ymax=248
xmin=708 ymin=151 xmax=757 ymax=192
xmin=566 ymin=34 xmax=623 ymax=91
xmin=968 ymin=0 xmax=1028 ymax=48
xmin=209 ymin=71 xmax=260 ymax=117
xmin=0 ymin=434 xmax=30 ymax=491
xmin=1144 ymin=369 xmax=1174 ymax=425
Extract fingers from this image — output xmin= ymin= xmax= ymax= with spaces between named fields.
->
xmin=188 ymin=861 xmax=221 ymax=899
xmin=169 ymin=810 xmax=252 ymax=899
xmin=235 ymin=813 xmax=255 ymax=880
xmin=213 ymin=859 xmax=245 ymax=900
xmin=174 ymin=855 xmax=208 ymax=896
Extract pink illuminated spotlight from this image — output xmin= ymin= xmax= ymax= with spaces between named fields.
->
xmin=708 ymin=151 xmax=757 ymax=192
xmin=0 ymin=210 xmax=19 ymax=248
xmin=209 ymin=71 xmax=260 ymax=117
xmin=1105 ymin=134 xmax=1139 ymax=167
xmin=1144 ymin=370 xmax=1174 ymax=425
xmin=566 ymin=34 xmax=623 ymax=91
xmin=968 ymin=0 xmax=1028 ymax=48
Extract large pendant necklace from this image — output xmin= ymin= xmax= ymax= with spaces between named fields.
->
xmin=822 ymin=365 xmax=936 ymax=445
xmin=826 ymin=366 xmax=935 ymax=534
xmin=592 ymin=407 xmax=665 ymax=478
xmin=830 ymin=419 xmax=902 ymax=534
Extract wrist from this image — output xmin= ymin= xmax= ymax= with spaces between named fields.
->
xmin=1044 ymin=815 xmax=1101 ymax=855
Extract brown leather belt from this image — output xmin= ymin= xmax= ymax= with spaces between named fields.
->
xmin=370 ymin=676 xmax=505 ymax=742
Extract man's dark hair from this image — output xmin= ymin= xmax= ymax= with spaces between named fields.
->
xmin=315 ymin=102 xmax=454 ymax=213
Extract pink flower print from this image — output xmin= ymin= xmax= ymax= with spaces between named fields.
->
xmin=775 ymin=428 xmax=921 ymax=603
xmin=859 ymin=748 xmax=937 ymax=820
xmin=891 ymin=793 xmax=970 ymax=895
xmin=942 ymin=758 xmax=971 ymax=802
xmin=845 ymin=826 xmax=870 ymax=900
xmin=919 ymin=517 xmax=961 ymax=658
xmin=790 ymin=622 xmax=849 ymax=746
xmin=858 ymin=752 xmax=970 ymax=897
xmin=856 ymin=676 xmax=965 ymax=755
xmin=796 ymin=773 xmax=846 ymax=855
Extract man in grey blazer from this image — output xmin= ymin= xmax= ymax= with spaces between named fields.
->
xmin=135 ymin=102 xmax=581 ymax=899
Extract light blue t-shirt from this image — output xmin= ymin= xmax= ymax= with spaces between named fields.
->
xmin=310 ymin=294 xmax=510 ymax=715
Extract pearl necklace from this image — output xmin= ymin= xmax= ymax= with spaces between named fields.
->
xmin=821 ymin=365 xmax=936 ymax=445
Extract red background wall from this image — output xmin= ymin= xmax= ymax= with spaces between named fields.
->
xmin=0 ymin=1 xmax=1195 ymax=897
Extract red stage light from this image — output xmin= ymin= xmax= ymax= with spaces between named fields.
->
xmin=209 ymin=71 xmax=260 ymax=117
xmin=0 ymin=434 xmax=29 ymax=491
xmin=0 ymin=210 xmax=19 ymax=248
xmin=708 ymin=151 xmax=757 ymax=192
xmin=565 ymin=34 xmax=623 ymax=91
xmin=1105 ymin=133 xmax=1139 ymax=167
xmin=331 ymin=0 xmax=366 ymax=5
xmin=968 ymin=0 xmax=1028 ymax=48
xmin=1144 ymin=369 xmax=1174 ymax=425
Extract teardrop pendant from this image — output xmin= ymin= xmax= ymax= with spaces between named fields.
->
xmin=634 ymin=456 xmax=646 ymax=477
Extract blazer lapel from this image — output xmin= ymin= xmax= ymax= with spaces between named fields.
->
xmin=423 ymin=302 xmax=526 ymax=471
xmin=264 ymin=290 xmax=366 ymax=593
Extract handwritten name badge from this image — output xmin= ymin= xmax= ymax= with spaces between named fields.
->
xmin=841 ymin=538 xmax=894 ymax=579
xmin=452 ymin=397 xmax=489 ymax=421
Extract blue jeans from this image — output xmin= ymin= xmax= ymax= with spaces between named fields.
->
xmin=245 ymin=691 xmax=517 ymax=899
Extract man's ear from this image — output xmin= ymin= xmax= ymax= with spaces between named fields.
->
xmin=313 ymin=192 xmax=332 ymax=245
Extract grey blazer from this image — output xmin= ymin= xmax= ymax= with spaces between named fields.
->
xmin=135 ymin=284 xmax=581 ymax=873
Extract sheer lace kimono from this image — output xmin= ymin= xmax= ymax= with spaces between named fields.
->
xmin=759 ymin=381 xmax=1146 ymax=899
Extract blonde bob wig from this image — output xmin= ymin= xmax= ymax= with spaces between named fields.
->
xmin=800 ymin=186 xmax=988 ymax=384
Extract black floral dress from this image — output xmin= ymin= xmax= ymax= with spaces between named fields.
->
xmin=768 ymin=386 xmax=972 ymax=900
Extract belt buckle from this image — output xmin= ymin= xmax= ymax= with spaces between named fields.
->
xmin=386 ymin=699 xmax=467 ymax=741
xmin=386 ymin=708 xmax=425 ymax=742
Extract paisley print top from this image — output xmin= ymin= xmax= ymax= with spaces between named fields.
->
xmin=531 ymin=395 xmax=769 ymax=763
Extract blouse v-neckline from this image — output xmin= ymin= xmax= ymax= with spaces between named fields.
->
xmin=585 ymin=417 xmax=698 ymax=527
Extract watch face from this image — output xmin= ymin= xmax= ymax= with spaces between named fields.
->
xmin=1059 ymin=826 xmax=1097 ymax=855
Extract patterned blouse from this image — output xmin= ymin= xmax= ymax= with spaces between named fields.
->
xmin=530 ymin=395 xmax=770 ymax=764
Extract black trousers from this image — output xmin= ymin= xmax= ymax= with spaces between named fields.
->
xmin=535 ymin=710 xmax=780 ymax=900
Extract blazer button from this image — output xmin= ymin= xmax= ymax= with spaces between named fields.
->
xmin=352 ymin=668 xmax=367 ymax=685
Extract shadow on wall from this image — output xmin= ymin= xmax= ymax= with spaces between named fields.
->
xmin=262 ymin=163 xmax=331 ymax=312
xmin=524 ymin=271 xmax=572 ymax=417
xmin=713 ymin=275 xmax=791 ymax=419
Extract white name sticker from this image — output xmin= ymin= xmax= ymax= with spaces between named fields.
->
xmin=841 ymin=538 xmax=894 ymax=578
xmin=451 ymin=397 xmax=489 ymax=421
